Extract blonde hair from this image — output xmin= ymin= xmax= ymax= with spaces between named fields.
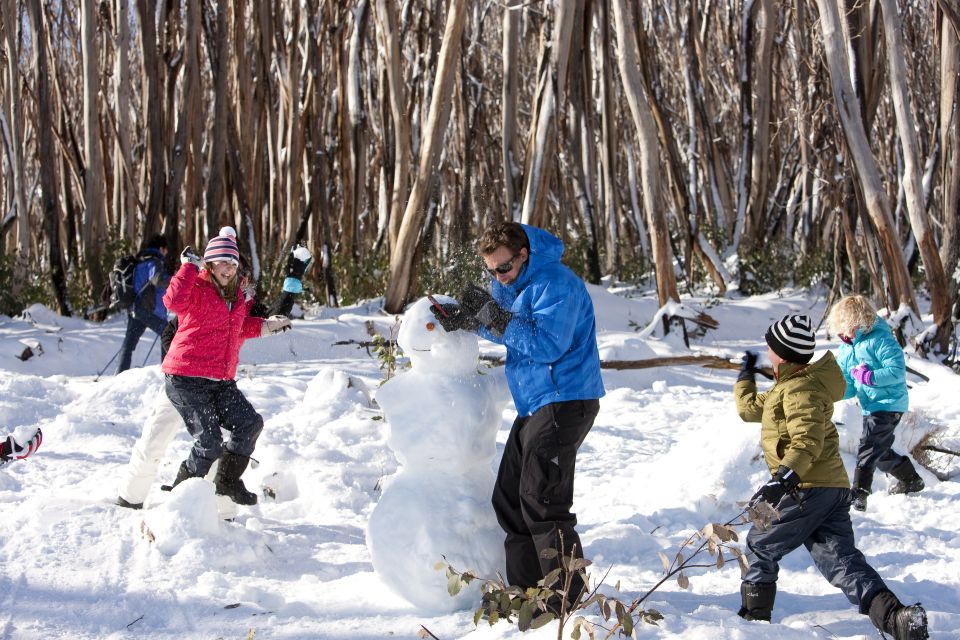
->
xmin=826 ymin=294 xmax=878 ymax=336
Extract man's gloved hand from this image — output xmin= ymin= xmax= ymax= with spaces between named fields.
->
xmin=738 ymin=350 xmax=760 ymax=382
xmin=460 ymin=284 xmax=494 ymax=315
xmin=0 ymin=428 xmax=42 ymax=465
xmin=180 ymin=246 xmax=203 ymax=269
xmin=749 ymin=465 xmax=800 ymax=508
xmin=283 ymin=245 xmax=313 ymax=294
xmin=429 ymin=301 xmax=479 ymax=333
xmin=261 ymin=315 xmax=292 ymax=336
xmin=475 ymin=300 xmax=513 ymax=338
xmin=851 ymin=363 xmax=873 ymax=386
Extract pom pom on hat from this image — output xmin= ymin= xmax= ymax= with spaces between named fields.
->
xmin=204 ymin=226 xmax=240 ymax=265
xmin=765 ymin=314 xmax=816 ymax=364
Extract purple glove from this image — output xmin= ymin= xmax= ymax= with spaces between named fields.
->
xmin=851 ymin=363 xmax=873 ymax=386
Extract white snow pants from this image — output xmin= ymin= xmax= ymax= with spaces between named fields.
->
xmin=117 ymin=386 xmax=237 ymax=519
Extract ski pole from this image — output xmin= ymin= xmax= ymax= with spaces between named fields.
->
xmin=95 ymin=346 xmax=123 ymax=382
xmin=142 ymin=332 xmax=160 ymax=367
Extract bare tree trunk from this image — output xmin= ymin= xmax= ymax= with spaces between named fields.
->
xmin=205 ymin=0 xmax=229 ymax=236
xmin=384 ymin=0 xmax=468 ymax=313
xmin=610 ymin=0 xmax=679 ymax=305
xmin=745 ymin=0 xmax=775 ymax=243
xmin=2 ymin=0 xmax=28 ymax=265
xmin=137 ymin=0 xmax=165 ymax=239
xmin=519 ymin=0 xmax=575 ymax=228
xmin=732 ymin=0 xmax=759 ymax=252
xmin=501 ymin=0 xmax=522 ymax=222
xmin=112 ymin=0 xmax=137 ymax=242
xmin=597 ymin=0 xmax=619 ymax=275
xmin=814 ymin=0 xmax=919 ymax=317
xmin=81 ymin=0 xmax=106 ymax=296
xmin=940 ymin=4 xmax=960 ymax=313
xmin=374 ymin=0 xmax=411 ymax=251
xmin=878 ymin=0 xmax=951 ymax=351
xmin=26 ymin=0 xmax=69 ymax=314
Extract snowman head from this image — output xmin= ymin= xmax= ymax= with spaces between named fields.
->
xmin=398 ymin=296 xmax=480 ymax=375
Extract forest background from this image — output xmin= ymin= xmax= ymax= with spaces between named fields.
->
xmin=1 ymin=0 xmax=959 ymax=360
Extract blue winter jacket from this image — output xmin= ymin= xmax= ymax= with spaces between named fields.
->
xmin=132 ymin=248 xmax=169 ymax=321
xmin=479 ymin=225 xmax=605 ymax=416
xmin=835 ymin=317 xmax=909 ymax=414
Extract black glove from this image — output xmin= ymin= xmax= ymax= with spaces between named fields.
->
xmin=286 ymin=247 xmax=312 ymax=280
xmin=460 ymin=284 xmax=494 ymax=315
xmin=429 ymin=301 xmax=479 ymax=333
xmin=749 ymin=465 xmax=800 ymax=508
xmin=475 ymin=300 xmax=512 ymax=338
xmin=738 ymin=350 xmax=760 ymax=382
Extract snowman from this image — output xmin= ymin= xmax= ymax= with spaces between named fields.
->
xmin=367 ymin=296 xmax=509 ymax=612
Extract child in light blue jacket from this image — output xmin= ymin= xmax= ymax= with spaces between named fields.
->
xmin=827 ymin=295 xmax=924 ymax=511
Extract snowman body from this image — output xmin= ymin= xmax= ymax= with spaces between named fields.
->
xmin=368 ymin=296 xmax=508 ymax=611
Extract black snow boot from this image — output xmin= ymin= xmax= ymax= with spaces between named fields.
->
xmin=161 ymin=461 xmax=197 ymax=491
xmin=888 ymin=458 xmax=924 ymax=495
xmin=851 ymin=466 xmax=874 ymax=512
xmin=868 ymin=590 xmax=929 ymax=639
xmin=737 ymin=581 xmax=776 ymax=622
xmin=115 ymin=496 xmax=143 ymax=510
xmin=214 ymin=452 xmax=258 ymax=505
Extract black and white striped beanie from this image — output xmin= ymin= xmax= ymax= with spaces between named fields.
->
xmin=765 ymin=314 xmax=815 ymax=364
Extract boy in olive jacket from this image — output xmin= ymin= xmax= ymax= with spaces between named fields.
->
xmin=734 ymin=314 xmax=927 ymax=640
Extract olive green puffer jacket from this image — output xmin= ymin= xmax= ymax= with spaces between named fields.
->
xmin=734 ymin=351 xmax=849 ymax=488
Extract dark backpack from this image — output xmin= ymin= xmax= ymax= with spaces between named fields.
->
xmin=109 ymin=254 xmax=141 ymax=308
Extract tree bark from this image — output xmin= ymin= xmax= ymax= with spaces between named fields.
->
xmin=814 ymin=0 xmax=919 ymax=318
xmin=384 ymin=0 xmax=468 ymax=313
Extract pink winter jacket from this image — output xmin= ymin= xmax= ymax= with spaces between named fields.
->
xmin=161 ymin=264 xmax=264 ymax=380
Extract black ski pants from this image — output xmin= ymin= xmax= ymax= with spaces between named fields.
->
xmin=117 ymin=311 xmax=166 ymax=374
xmin=492 ymin=399 xmax=599 ymax=595
xmin=856 ymin=411 xmax=908 ymax=475
xmin=165 ymin=374 xmax=263 ymax=477
xmin=744 ymin=486 xmax=888 ymax=614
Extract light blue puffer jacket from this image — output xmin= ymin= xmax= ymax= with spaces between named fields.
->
xmin=835 ymin=317 xmax=909 ymax=414
xmin=479 ymin=225 xmax=605 ymax=417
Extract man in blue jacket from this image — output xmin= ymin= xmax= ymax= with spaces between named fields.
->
xmin=117 ymin=234 xmax=171 ymax=373
xmin=432 ymin=222 xmax=605 ymax=610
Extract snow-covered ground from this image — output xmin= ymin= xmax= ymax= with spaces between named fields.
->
xmin=1 ymin=287 xmax=957 ymax=639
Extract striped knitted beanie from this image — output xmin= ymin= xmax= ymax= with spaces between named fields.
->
xmin=203 ymin=226 xmax=240 ymax=265
xmin=765 ymin=314 xmax=815 ymax=364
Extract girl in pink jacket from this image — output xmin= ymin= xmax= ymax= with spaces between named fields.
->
xmin=161 ymin=227 xmax=289 ymax=505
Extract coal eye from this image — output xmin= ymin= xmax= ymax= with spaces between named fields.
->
xmin=425 ymin=322 xmax=436 ymax=331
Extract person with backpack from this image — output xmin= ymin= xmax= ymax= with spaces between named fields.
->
xmin=115 ymin=243 xmax=312 ymax=510
xmin=116 ymin=234 xmax=171 ymax=374
xmin=159 ymin=227 xmax=291 ymax=506
xmin=734 ymin=314 xmax=928 ymax=639
xmin=826 ymin=294 xmax=923 ymax=511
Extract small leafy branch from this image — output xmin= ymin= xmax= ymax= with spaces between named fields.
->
xmin=444 ymin=511 xmax=762 ymax=639
xmin=371 ymin=318 xmax=402 ymax=382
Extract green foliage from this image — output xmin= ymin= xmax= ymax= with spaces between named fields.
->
xmin=793 ymin=248 xmax=834 ymax=290
xmin=333 ymin=250 xmax=390 ymax=306
xmin=0 ymin=255 xmax=54 ymax=317
xmin=738 ymin=243 xmax=793 ymax=295
xmin=418 ymin=245 xmax=488 ymax=297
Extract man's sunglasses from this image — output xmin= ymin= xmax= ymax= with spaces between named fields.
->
xmin=487 ymin=254 xmax=520 ymax=275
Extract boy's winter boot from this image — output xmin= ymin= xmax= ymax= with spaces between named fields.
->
xmin=868 ymin=590 xmax=929 ymax=639
xmin=161 ymin=461 xmax=197 ymax=491
xmin=888 ymin=458 xmax=924 ymax=495
xmin=214 ymin=452 xmax=258 ymax=505
xmin=851 ymin=466 xmax=874 ymax=512
xmin=737 ymin=581 xmax=776 ymax=622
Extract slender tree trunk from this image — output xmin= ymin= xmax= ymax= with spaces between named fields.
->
xmin=374 ymin=0 xmax=411 ymax=251
xmin=814 ymin=0 xmax=919 ymax=317
xmin=112 ymin=0 xmax=137 ymax=242
xmin=878 ymin=0 xmax=951 ymax=351
xmin=2 ymin=0 xmax=28 ymax=264
xmin=940 ymin=4 xmax=960 ymax=312
xmin=205 ymin=0 xmax=229 ymax=236
xmin=27 ymin=0 xmax=69 ymax=314
xmin=81 ymin=0 xmax=106 ymax=296
xmin=384 ymin=0 xmax=468 ymax=313
xmin=137 ymin=0 xmax=165 ymax=238
xmin=501 ymin=0 xmax=522 ymax=222
xmin=609 ymin=0 xmax=679 ymax=305
xmin=597 ymin=0 xmax=619 ymax=275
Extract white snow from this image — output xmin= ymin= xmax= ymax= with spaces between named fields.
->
xmin=0 ymin=286 xmax=958 ymax=639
